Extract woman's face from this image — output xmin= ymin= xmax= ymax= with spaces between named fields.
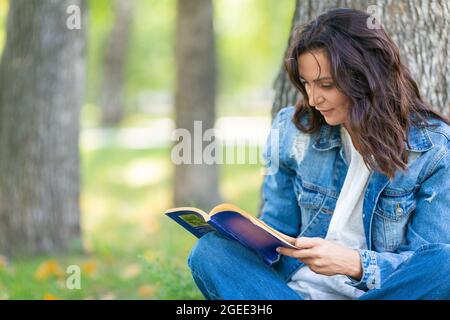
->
xmin=298 ymin=49 xmax=352 ymax=127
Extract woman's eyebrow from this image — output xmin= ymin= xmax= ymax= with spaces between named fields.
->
xmin=299 ymin=76 xmax=332 ymax=82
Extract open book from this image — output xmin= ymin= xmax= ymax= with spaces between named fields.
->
xmin=164 ymin=203 xmax=299 ymax=265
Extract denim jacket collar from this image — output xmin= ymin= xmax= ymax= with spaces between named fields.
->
xmin=312 ymin=123 xmax=434 ymax=152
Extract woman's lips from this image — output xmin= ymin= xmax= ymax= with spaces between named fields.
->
xmin=318 ymin=108 xmax=334 ymax=116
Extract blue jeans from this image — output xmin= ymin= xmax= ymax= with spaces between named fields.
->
xmin=187 ymin=231 xmax=450 ymax=300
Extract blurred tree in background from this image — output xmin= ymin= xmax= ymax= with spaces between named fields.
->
xmin=174 ymin=0 xmax=221 ymax=209
xmin=0 ymin=0 xmax=86 ymax=256
xmin=272 ymin=0 xmax=450 ymax=117
xmin=100 ymin=0 xmax=134 ymax=126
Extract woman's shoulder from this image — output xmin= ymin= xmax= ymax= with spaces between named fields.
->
xmin=270 ymin=106 xmax=317 ymax=167
xmin=415 ymin=117 xmax=450 ymax=176
xmin=272 ymin=106 xmax=296 ymax=127
xmin=423 ymin=117 xmax=450 ymax=143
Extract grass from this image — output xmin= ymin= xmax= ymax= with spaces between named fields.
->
xmin=0 ymin=146 xmax=264 ymax=299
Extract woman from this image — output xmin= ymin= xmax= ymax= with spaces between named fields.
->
xmin=187 ymin=8 xmax=450 ymax=299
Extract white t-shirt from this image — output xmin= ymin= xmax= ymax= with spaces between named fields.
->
xmin=287 ymin=125 xmax=371 ymax=300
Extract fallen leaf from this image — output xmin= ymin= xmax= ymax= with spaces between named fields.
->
xmin=138 ymin=285 xmax=155 ymax=298
xmin=81 ymin=261 xmax=98 ymax=277
xmin=35 ymin=259 xmax=64 ymax=280
xmin=0 ymin=255 xmax=8 ymax=270
xmin=121 ymin=263 xmax=142 ymax=279
xmin=43 ymin=293 xmax=61 ymax=300
xmin=100 ymin=292 xmax=117 ymax=300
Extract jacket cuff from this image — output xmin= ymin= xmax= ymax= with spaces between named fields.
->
xmin=345 ymin=249 xmax=381 ymax=291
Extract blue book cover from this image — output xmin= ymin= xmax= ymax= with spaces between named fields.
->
xmin=165 ymin=203 xmax=298 ymax=265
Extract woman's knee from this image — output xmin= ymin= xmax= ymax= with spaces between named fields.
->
xmin=434 ymin=244 xmax=450 ymax=272
xmin=187 ymin=231 xmax=236 ymax=274
xmin=419 ymin=243 xmax=450 ymax=256
xmin=417 ymin=243 xmax=450 ymax=272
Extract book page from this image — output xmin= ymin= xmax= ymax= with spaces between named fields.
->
xmin=210 ymin=203 xmax=298 ymax=248
xmin=164 ymin=207 xmax=210 ymax=221
xmin=165 ymin=207 xmax=216 ymax=239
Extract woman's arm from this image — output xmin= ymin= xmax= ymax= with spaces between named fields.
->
xmin=258 ymin=107 xmax=303 ymax=238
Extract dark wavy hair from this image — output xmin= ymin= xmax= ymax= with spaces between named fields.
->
xmin=285 ymin=8 xmax=449 ymax=179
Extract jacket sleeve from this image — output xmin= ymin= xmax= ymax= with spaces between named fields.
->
xmin=346 ymin=147 xmax=450 ymax=291
xmin=258 ymin=107 xmax=302 ymax=238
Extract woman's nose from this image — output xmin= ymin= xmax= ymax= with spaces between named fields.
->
xmin=307 ymin=85 xmax=324 ymax=106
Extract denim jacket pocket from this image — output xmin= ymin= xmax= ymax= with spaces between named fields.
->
xmin=298 ymin=187 xmax=325 ymax=209
xmin=297 ymin=186 xmax=335 ymax=238
xmin=372 ymin=192 xmax=416 ymax=251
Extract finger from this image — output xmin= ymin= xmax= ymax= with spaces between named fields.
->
xmin=295 ymin=237 xmax=322 ymax=249
xmin=283 ymin=235 xmax=297 ymax=245
xmin=277 ymin=247 xmax=316 ymax=259
xmin=293 ymin=248 xmax=316 ymax=259
xmin=298 ymin=258 xmax=314 ymax=266
xmin=276 ymin=247 xmax=297 ymax=257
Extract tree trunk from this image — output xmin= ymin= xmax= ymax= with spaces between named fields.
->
xmin=272 ymin=0 xmax=449 ymax=117
xmin=100 ymin=0 xmax=134 ymax=126
xmin=174 ymin=0 xmax=221 ymax=210
xmin=0 ymin=0 xmax=86 ymax=256
xmin=378 ymin=0 xmax=449 ymax=117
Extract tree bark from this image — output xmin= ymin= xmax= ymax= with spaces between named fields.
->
xmin=100 ymin=0 xmax=134 ymax=126
xmin=0 ymin=0 xmax=86 ymax=256
xmin=272 ymin=0 xmax=449 ymax=117
xmin=378 ymin=0 xmax=449 ymax=117
xmin=174 ymin=0 xmax=221 ymax=210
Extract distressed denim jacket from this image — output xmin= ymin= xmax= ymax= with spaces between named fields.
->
xmin=260 ymin=106 xmax=450 ymax=291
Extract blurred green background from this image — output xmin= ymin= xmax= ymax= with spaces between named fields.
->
xmin=0 ymin=0 xmax=293 ymax=299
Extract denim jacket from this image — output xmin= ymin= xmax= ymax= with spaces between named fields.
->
xmin=260 ymin=106 xmax=450 ymax=292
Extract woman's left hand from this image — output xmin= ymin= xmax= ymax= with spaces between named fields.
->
xmin=277 ymin=237 xmax=363 ymax=280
